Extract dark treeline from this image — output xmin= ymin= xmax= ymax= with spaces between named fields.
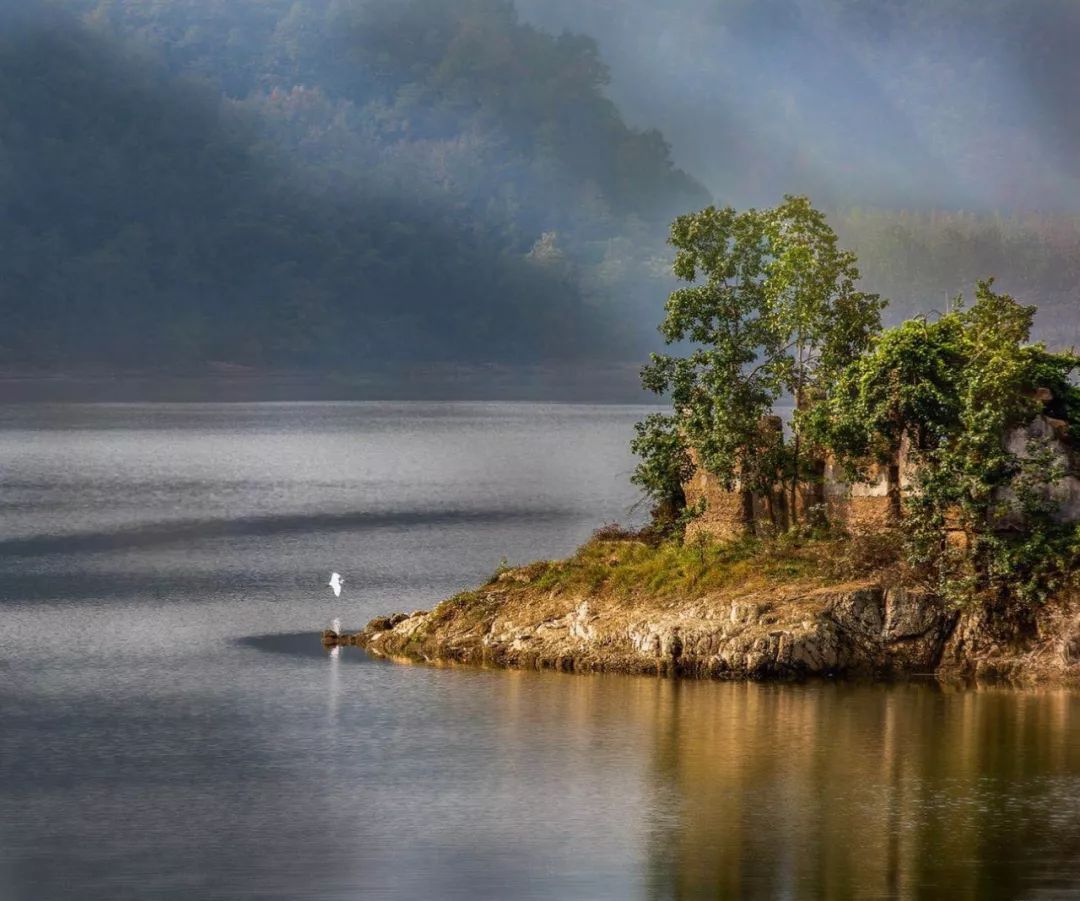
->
xmin=3 ymin=0 xmax=1080 ymax=370
xmin=0 ymin=0 xmax=704 ymax=369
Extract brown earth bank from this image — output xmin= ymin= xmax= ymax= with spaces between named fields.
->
xmin=327 ymin=539 xmax=1080 ymax=685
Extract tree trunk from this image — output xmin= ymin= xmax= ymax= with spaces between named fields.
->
xmin=791 ymin=428 xmax=801 ymax=528
xmin=886 ymin=414 xmax=904 ymax=523
xmin=790 ymin=337 xmax=805 ymax=528
xmin=740 ymin=487 xmax=756 ymax=533
xmin=803 ymin=457 xmax=826 ymax=526
xmin=775 ymin=485 xmax=791 ymax=533
xmin=886 ymin=460 xmax=901 ymax=521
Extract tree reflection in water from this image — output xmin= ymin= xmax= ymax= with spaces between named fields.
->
xmin=640 ymin=681 xmax=1080 ymax=900
xmin=492 ymin=671 xmax=1080 ymax=899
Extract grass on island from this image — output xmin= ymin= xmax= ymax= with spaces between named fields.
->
xmin=413 ymin=525 xmax=903 ymax=638
xmin=483 ymin=525 xmax=901 ymax=602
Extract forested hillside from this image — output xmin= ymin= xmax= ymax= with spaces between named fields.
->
xmin=516 ymin=0 xmax=1080 ymax=346
xmin=3 ymin=0 xmax=1080 ymax=371
xmin=0 ymin=0 xmax=704 ymax=368
xmin=837 ymin=210 xmax=1080 ymax=346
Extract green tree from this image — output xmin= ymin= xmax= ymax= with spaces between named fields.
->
xmin=806 ymin=313 xmax=966 ymax=517
xmin=634 ymin=196 xmax=882 ymax=532
xmin=762 ymin=196 xmax=885 ymax=522
xmin=818 ymin=280 xmax=1080 ymax=607
xmin=629 ymin=413 xmax=695 ymax=535
xmin=638 ymin=204 xmax=785 ymax=525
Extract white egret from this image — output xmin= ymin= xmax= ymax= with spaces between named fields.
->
xmin=328 ymin=572 xmax=343 ymax=597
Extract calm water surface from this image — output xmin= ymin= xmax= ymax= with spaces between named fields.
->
xmin=0 ymin=402 xmax=1078 ymax=900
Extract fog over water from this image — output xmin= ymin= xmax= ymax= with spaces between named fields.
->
xmin=1 ymin=403 xmax=1079 ymax=900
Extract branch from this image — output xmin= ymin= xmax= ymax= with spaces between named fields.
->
xmin=743 ymin=338 xmax=800 ymax=383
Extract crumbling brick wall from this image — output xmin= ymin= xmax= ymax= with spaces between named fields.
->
xmin=683 ymin=466 xmax=750 ymax=542
xmin=682 ymin=414 xmax=1080 ymax=542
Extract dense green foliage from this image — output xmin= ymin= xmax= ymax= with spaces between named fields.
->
xmin=818 ymin=282 xmax=1080 ymax=608
xmin=635 ymin=197 xmax=881 ymax=529
xmin=636 ymin=197 xmax=1080 ymax=613
xmin=629 ymin=413 xmax=695 ymax=533
xmin=806 ymin=315 xmax=969 ymax=502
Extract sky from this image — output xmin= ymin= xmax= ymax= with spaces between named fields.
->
xmin=517 ymin=0 xmax=1080 ymax=212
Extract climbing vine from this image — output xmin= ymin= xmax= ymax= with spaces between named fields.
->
xmin=819 ymin=280 xmax=1080 ymax=609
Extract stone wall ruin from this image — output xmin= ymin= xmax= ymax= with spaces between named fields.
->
xmin=683 ymin=414 xmax=1080 ymax=542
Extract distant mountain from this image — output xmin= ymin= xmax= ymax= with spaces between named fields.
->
xmin=3 ymin=0 xmax=1080 ymax=371
xmin=0 ymin=0 xmax=706 ymax=369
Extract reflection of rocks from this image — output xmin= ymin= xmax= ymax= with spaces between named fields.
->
xmin=1063 ymin=627 xmax=1080 ymax=665
xmin=337 ymin=567 xmax=1080 ymax=683
xmin=637 ymin=679 xmax=1080 ymax=899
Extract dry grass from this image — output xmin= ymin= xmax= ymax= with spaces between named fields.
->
xmin=482 ymin=532 xmax=848 ymax=603
xmin=820 ymin=526 xmax=906 ymax=585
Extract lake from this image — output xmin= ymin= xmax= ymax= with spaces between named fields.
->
xmin=1 ymin=402 xmax=1078 ymax=900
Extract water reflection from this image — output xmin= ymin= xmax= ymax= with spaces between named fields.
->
xmin=237 ymin=641 xmax=1080 ymax=899
xmin=626 ymin=680 xmax=1080 ymax=900
xmin=5 ymin=401 xmax=1079 ymax=900
xmin=235 ymin=632 xmax=374 ymax=662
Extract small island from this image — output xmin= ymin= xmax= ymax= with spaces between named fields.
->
xmin=333 ymin=198 xmax=1080 ymax=685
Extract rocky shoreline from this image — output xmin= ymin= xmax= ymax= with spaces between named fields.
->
xmin=326 ymin=555 xmax=1080 ymax=685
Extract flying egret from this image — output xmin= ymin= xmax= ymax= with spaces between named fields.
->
xmin=328 ymin=572 xmax=343 ymax=597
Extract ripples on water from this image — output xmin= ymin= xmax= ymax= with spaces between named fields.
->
xmin=0 ymin=402 xmax=1078 ymax=900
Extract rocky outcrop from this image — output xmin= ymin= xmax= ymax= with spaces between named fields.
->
xmin=334 ymin=566 xmax=1071 ymax=678
xmin=329 ymin=564 xmax=1080 ymax=683
xmin=934 ymin=601 xmax=1080 ymax=683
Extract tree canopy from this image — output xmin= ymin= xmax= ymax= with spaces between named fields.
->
xmin=635 ymin=209 xmax=1080 ymax=611
xmin=635 ymin=197 xmax=882 ymax=528
xmin=816 ymin=281 xmax=1080 ymax=605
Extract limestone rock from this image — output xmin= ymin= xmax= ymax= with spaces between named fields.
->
xmin=825 ymin=586 xmax=884 ymax=639
xmin=884 ymin=587 xmax=942 ymax=640
xmin=346 ymin=574 xmax=1080 ymax=684
xmin=1062 ymin=620 xmax=1080 ymax=665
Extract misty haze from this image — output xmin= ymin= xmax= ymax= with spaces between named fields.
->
xmin=2 ymin=2 xmax=1080 ymax=900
